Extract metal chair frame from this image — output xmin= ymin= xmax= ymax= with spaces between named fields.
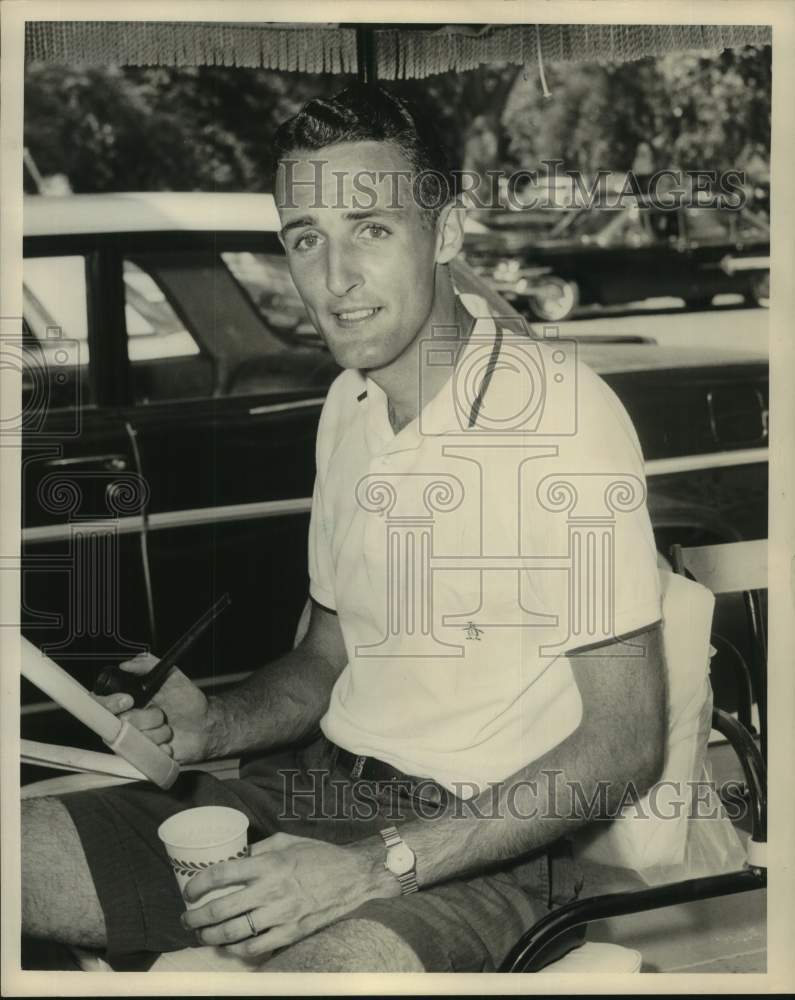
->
xmin=500 ymin=539 xmax=768 ymax=972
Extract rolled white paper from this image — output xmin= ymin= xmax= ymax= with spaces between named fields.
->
xmin=20 ymin=636 xmax=121 ymax=744
xmin=20 ymin=636 xmax=180 ymax=789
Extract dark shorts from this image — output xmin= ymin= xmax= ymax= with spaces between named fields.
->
xmin=61 ymin=734 xmax=584 ymax=972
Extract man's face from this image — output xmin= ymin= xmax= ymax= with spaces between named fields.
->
xmin=276 ymin=141 xmax=440 ymax=372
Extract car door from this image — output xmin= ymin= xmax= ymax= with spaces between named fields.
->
xmin=679 ymin=206 xmax=739 ymax=298
xmin=19 ymin=241 xmax=151 ymax=748
xmin=627 ymin=207 xmax=693 ymax=300
xmin=109 ymin=232 xmax=339 ymax=695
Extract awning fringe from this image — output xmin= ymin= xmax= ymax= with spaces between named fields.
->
xmin=25 ymin=21 xmax=771 ymax=77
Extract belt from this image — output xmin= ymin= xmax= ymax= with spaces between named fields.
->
xmin=333 ymin=744 xmax=451 ymax=805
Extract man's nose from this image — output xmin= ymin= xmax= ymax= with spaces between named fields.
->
xmin=326 ymin=245 xmax=363 ymax=297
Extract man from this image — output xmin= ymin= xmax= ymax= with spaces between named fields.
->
xmin=22 ymin=84 xmax=665 ymax=973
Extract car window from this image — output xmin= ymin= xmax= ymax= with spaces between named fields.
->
xmin=123 ymin=256 xmax=214 ymax=405
xmin=124 ymin=260 xmax=201 ymax=361
xmin=221 ymin=252 xmax=322 ymax=347
xmin=599 ymin=206 xmax=650 ymax=246
xmin=22 ymin=255 xmax=91 ymax=409
xmin=556 ymin=209 xmax=625 ymax=239
xmin=645 ymin=209 xmax=680 ymax=242
xmin=735 ymin=208 xmax=769 ymax=242
xmin=683 ymin=207 xmax=734 ymax=243
xmin=123 ymin=249 xmax=336 ymax=405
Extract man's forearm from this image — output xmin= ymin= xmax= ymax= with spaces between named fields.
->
xmin=204 ymin=646 xmax=339 ymax=758
xmin=352 ymin=704 xmax=662 ymax=892
xmin=350 ymin=627 xmax=667 ymax=893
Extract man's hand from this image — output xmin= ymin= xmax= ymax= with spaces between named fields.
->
xmin=92 ymin=652 xmax=214 ymax=764
xmin=180 ymin=832 xmax=397 ymax=959
xmin=90 ymin=600 xmax=346 ymax=765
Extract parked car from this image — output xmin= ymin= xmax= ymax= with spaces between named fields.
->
xmin=463 ymin=200 xmax=771 ymax=321
xmin=19 ymin=193 xmax=768 ymax=760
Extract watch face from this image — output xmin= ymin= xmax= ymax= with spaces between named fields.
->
xmin=387 ymin=842 xmax=415 ymax=876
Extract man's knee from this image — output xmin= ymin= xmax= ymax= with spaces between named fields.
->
xmin=22 ymin=796 xmax=106 ymax=948
xmin=266 ymin=918 xmax=424 ymax=972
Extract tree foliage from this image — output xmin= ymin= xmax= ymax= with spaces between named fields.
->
xmin=23 ymin=44 xmax=770 ymax=194
xmin=24 ymin=64 xmax=354 ymax=193
xmin=503 ymin=45 xmax=771 ymax=176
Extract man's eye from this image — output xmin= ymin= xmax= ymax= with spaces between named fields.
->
xmin=293 ymin=232 xmax=321 ymax=251
xmin=362 ymin=223 xmax=390 ymax=239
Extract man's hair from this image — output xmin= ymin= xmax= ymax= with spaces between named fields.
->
xmin=271 ymin=83 xmax=459 ymax=225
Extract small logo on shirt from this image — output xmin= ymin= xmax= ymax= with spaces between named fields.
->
xmin=463 ymin=621 xmax=484 ymax=640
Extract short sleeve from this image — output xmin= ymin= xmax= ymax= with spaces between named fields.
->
xmin=521 ymin=360 xmax=662 ymax=652
xmin=306 ymin=370 xmax=358 ymax=613
xmin=308 ymin=473 xmax=337 ymax=611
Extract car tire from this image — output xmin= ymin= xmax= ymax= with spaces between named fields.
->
xmin=684 ymin=296 xmax=714 ymax=311
xmin=526 ymin=276 xmax=580 ymax=322
xmin=744 ymin=272 xmax=770 ymax=309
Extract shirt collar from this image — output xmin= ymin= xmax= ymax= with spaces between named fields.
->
xmin=360 ymin=293 xmax=500 ymax=454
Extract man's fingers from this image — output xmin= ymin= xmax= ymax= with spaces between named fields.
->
xmin=184 ymin=856 xmax=284 ymax=912
xmin=183 ymin=857 xmax=261 ymax=904
xmin=119 ymin=706 xmax=166 ymax=732
xmin=181 ymin=886 xmax=256 ymax=932
xmin=197 ymin=912 xmax=260 ymax=946
xmin=92 ymin=692 xmax=134 ymax=715
xmin=138 ymin=723 xmax=173 ymax=746
xmin=224 ymin=920 xmax=302 ymax=958
xmin=118 ymin=652 xmax=159 ymax=675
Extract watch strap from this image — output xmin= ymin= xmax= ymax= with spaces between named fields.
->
xmin=379 ymin=826 xmax=419 ymax=895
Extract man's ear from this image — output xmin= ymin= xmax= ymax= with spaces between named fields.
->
xmin=435 ymin=198 xmax=467 ymax=265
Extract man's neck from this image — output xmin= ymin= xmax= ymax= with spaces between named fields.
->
xmin=369 ymin=275 xmax=474 ymax=435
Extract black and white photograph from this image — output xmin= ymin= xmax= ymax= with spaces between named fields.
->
xmin=1 ymin=1 xmax=793 ymax=992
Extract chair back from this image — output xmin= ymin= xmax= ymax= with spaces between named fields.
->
xmin=574 ymin=568 xmax=717 ymax=879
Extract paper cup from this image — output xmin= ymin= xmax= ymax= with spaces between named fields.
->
xmin=158 ymin=806 xmax=249 ymax=909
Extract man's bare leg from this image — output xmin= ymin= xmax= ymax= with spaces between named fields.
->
xmin=265 ymin=919 xmax=424 ymax=972
xmin=151 ymin=919 xmax=425 ymax=972
xmin=22 ymin=797 xmax=107 ymax=947
xmin=23 ymin=799 xmax=423 ymax=971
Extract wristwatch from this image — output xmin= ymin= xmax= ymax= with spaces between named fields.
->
xmin=379 ymin=826 xmax=419 ymax=895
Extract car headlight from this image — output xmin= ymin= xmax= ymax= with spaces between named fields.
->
xmin=493 ymin=258 xmax=521 ymax=282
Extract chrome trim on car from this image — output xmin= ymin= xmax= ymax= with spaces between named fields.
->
xmin=645 ymin=447 xmax=768 ymax=476
xmin=22 ymin=496 xmax=314 ymax=544
xmin=22 ymin=448 xmax=769 ymax=545
xmin=248 ymin=397 xmax=326 ymax=416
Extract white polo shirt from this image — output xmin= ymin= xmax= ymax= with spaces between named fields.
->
xmin=310 ymin=294 xmax=661 ymax=796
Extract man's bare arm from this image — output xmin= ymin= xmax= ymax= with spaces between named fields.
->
xmin=206 ymin=601 xmax=347 ymax=757
xmin=353 ymin=623 xmax=667 ymax=888
xmin=100 ymin=600 xmax=347 ymax=763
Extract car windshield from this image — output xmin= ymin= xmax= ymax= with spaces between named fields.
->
xmin=549 ymin=208 xmax=625 ymax=239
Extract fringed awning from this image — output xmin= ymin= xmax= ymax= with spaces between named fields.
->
xmin=375 ymin=23 xmax=772 ymax=77
xmin=24 ymin=22 xmax=358 ymax=74
xmin=24 ymin=21 xmax=771 ymax=76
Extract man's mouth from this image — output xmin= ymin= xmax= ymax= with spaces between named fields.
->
xmin=333 ymin=306 xmax=382 ymax=326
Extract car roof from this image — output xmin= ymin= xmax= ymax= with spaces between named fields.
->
xmin=23 ymin=192 xmax=281 ymax=236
